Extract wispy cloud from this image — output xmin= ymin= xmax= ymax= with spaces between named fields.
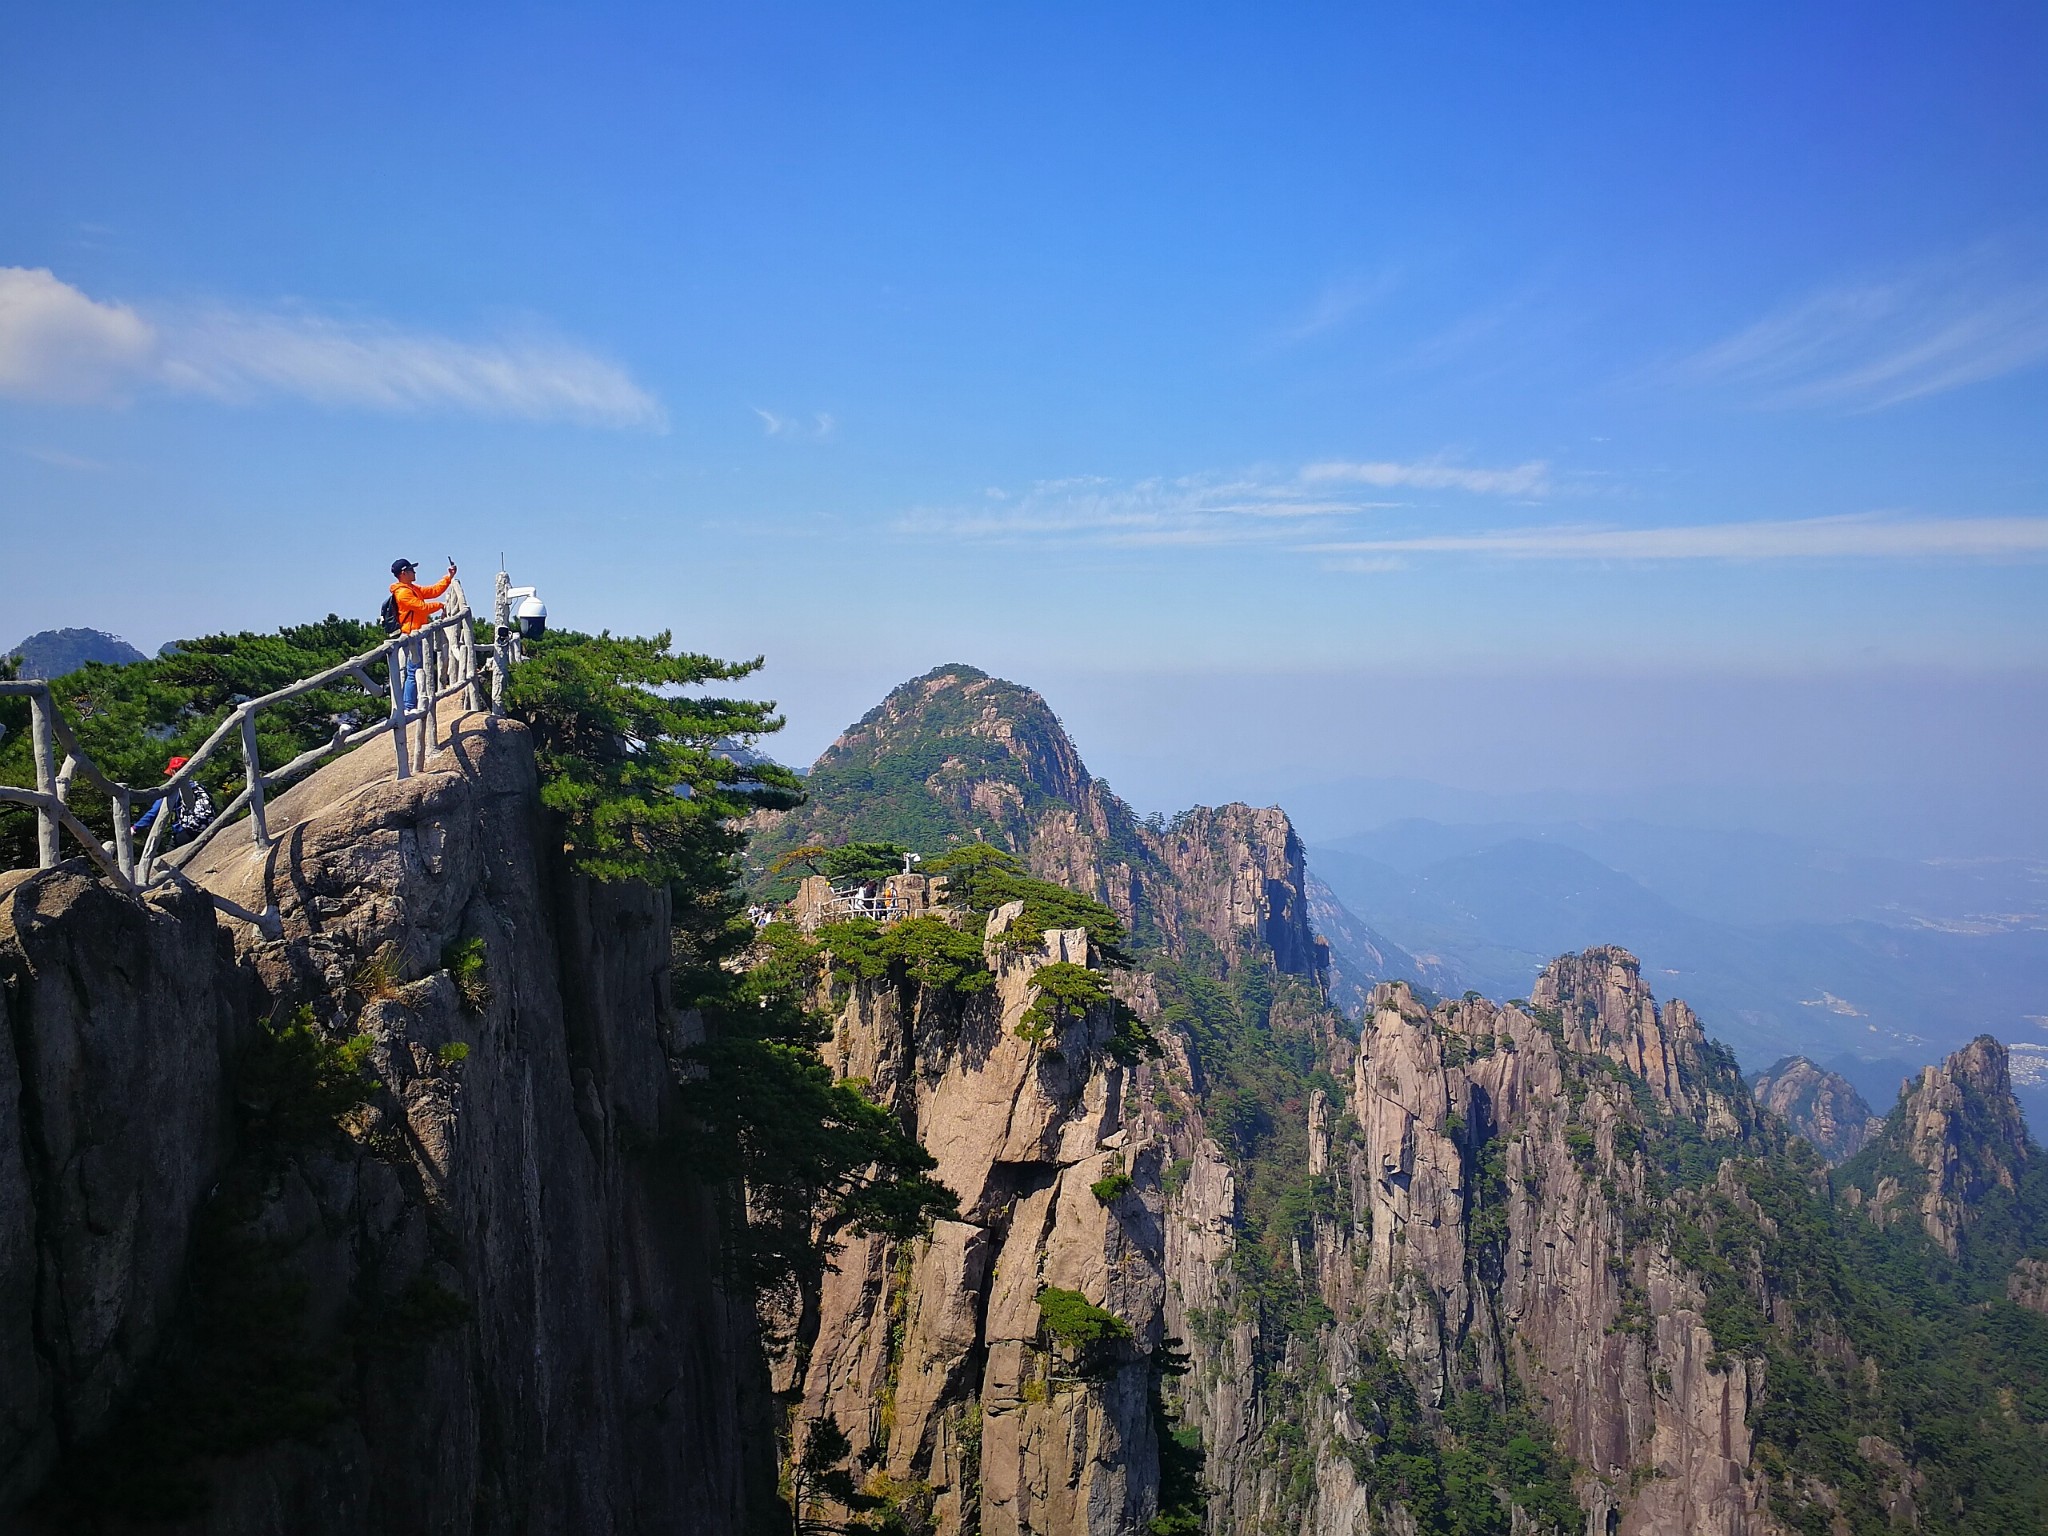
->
xmin=1274 ymin=272 xmax=1398 ymax=344
xmin=15 ymin=444 xmax=110 ymax=472
xmin=753 ymin=407 xmax=837 ymax=440
xmin=906 ymin=458 xmax=2047 ymax=568
xmin=1303 ymin=457 xmax=1550 ymax=496
xmin=1309 ymin=513 xmax=2048 ymax=562
xmin=0 ymin=266 xmax=664 ymax=428
xmin=900 ymin=472 xmax=1366 ymax=548
xmin=1678 ymin=250 xmax=2048 ymax=410
xmin=900 ymin=455 xmax=1545 ymax=548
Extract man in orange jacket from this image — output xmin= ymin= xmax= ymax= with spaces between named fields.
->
xmin=390 ymin=557 xmax=456 ymax=633
xmin=389 ymin=557 xmax=456 ymax=709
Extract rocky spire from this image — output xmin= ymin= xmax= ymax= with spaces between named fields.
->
xmin=1750 ymin=1056 xmax=1882 ymax=1163
xmin=1850 ymin=1034 xmax=2033 ymax=1257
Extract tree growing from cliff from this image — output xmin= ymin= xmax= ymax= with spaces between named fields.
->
xmin=503 ymin=629 xmax=804 ymax=886
xmin=671 ymin=918 xmax=958 ymax=1308
xmin=924 ymin=841 xmax=1131 ymax=964
xmin=502 ymin=633 xmax=954 ymax=1313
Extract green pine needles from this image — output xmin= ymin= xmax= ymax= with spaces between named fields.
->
xmin=1036 ymin=1285 xmax=1133 ymax=1373
xmin=503 ymin=629 xmax=801 ymax=889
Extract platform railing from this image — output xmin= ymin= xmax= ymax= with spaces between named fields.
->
xmin=0 ymin=574 xmax=513 ymax=908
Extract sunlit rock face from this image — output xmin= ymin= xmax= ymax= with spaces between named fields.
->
xmin=1751 ymin=1055 xmax=1882 ymax=1163
xmin=1150 ymin=956 xmax=1786 ymax=1536
xmin=787 ymin=915 xmax=1165 ymax=1536
xmin=1849 ymin=1033 xmax=2032 ymax=1258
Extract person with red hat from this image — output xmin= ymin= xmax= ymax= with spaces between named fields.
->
xmin=133 ymin=754 xmax=215 ymax=845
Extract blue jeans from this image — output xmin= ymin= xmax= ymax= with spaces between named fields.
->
xmin=399 ymin=639 xmax=421 ymax=711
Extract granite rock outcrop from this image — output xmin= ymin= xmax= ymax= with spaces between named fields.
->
xmin=785 ymin=906 xmax=1166 ymax=1535
xmin=1146 ymin=952 xmax=1790 ymax=1536
xmin=0 ymin=715 xmax=771 ymax=1533
xmin=1750 ymin=1055 xmax=1884 ymax=1163
xmin=1846 ymin=1034 xmax=2032 ymax=1257
xmin=751 ymin=665 xmax=1324 ymax=978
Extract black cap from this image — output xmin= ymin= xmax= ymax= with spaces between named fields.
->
xmin=391 ymin=558 xmax=416 ymax=577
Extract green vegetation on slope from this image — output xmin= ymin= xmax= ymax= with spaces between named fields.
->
xmin=747 ymin=663 xmax=1084 ymax=880
xmin=1653 ymin=1134 xmax=2048 ymax=1532
xmin=926 ymin=841 xmax=1130 ymax=963
xmin=1525 ymin=1008 xmax=2048 ymax=1535
xmin=1162 ymin=945 xmax=1582 ymax=1534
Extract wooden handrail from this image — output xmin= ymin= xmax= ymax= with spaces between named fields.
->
xmin=0 ymin=574 xmax=517 ymax=910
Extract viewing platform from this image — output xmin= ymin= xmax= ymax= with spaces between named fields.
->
xmin=787 ymin=871 xmax=953 ymax=931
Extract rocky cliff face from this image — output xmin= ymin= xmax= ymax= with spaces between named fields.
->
xmin=1028 ymin=795 xmax=1321 ymax=975
xmin=0 ymin=870 xmax=241 ymax=1510
xmin=1842 ymin=1034 xmax=2033 ymax=1258
xmin=1750 ymin=1056 xmax=1883 ymax=1163
xmin=0 ymin=715 xmax=771 ymax=1532
xmin=1142 ymin=950 xmax=1789 ymax=1536
xmin=774 ymin=669 xmax=1806 ymax=1534
xmin=771 ymin=665 xmax=2048 ymax=1536
xmin=786 ymin=907 xmax=1165 ymax=1535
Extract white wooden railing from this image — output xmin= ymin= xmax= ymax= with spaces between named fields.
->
xmin=821 ymin=886 xmax=916 ymax=923
xmin=0 ymin=572 xmax=528 ymax=913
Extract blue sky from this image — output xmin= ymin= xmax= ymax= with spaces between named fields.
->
xmin=3 ymin=2 xmax=2044 ymax=825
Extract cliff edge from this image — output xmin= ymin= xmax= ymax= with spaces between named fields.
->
xmin=0 ymin=714 xmax=771 ymax=1532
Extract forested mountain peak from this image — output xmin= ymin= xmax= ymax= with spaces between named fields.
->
xmin=5 ymin=628 xmax=148 ymax=679
xmin=754 ymin=665 xmax=1323 ymax=972
xmin=775 ymin=663 xmax=1092 ymax=854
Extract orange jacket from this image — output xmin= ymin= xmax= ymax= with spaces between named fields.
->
xmin=391 ymin=571 xmax=453 ymax=634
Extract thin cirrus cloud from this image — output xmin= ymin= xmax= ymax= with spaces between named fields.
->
xmin=1677 ymin=250 xmax=2048 ymax=411
xmin=898 ymin=458 xmax=1540 ymax=548
xmin=900 ymin=473 xmax=1364 ymax=548
xmin=1271 ymin=272 xmax=1400 ymax=345
xmin=0 ymin=265 xmax=664 ymax=429
xmin=1308 ymin=513 xmax=2048 ymax=563
xmin=752 ymin=407 xmax=837 ymax=441
xmin=1303 ymin=457 xmax=1551 ymax=496
xmin=905 ymin=461 xmax=2048 ymax=568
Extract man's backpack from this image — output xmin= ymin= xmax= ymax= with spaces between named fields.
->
xmin=379 ymin=593 xmax=402 ymax=635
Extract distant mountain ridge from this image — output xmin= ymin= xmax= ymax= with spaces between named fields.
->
xmin=1308 ymin=829 xmax=2048 ymax=1128
xmin=6 ymin=628 xmax=146 ymax=678
xmin=1304 ymin=868 xmax=1460 ymax=1008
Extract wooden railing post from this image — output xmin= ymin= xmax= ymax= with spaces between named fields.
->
xmin=421 ymin=627 xmax=440 ymax=762
xmin=29 ymin=691 xmax=58 ymax=867
xmin=112 ymin=789 xmax=135 ymax=883
xmin=240 ymin=711 xmax=268 ymax=847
